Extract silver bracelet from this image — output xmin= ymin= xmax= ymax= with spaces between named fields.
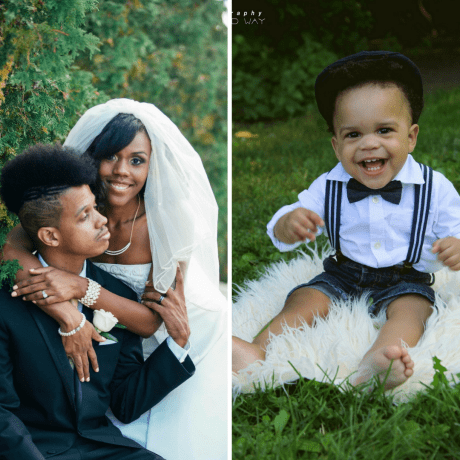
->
xmin=58 ymin=313 xmax=86 ymax=337
xmin=79 ymin=278 xmax=101 ymax=307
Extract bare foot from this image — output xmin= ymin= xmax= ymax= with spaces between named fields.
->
xmin=351 ymin=345 xmax=414 ymax=391
xmin=232 ymin=336 xmax=265 ymax=373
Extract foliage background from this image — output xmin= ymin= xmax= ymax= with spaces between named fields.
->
xmin=233 ymin=0 xmax=460 ymax=123
xmin=0 ymin=0 xmax=227 ymax=284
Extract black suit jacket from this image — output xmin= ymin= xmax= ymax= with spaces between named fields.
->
xmin=0 ymin=262 xmax=195 ymax=460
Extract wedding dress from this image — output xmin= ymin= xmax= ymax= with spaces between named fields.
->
xmin=65 ymin=99 xmax=228 ymax=459
xmin=95 ymin=262 xmax=228 ymax=460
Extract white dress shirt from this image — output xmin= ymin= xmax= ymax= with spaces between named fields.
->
xmin=37 ymin=255 xmax=190 ymax=362
xmin=267 ymin=155 xmax=460 ymax=273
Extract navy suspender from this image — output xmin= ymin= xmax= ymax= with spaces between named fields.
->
xmin=325 ymin=179 xmax=343 ymax=253
xmin=324 ymin=163 xmax=433 ymax=267
xmin=405 ymin=164 xmax=433 ymax=265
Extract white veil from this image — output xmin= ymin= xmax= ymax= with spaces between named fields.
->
xmin=64 ymin=98 xmax=225 ymax=311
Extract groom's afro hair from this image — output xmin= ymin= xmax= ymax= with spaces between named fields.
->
xmin=1 ymin=143 xmax=98 ymax=215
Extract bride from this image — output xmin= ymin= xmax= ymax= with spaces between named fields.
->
xmin=3 ymin=99 xmax=228 ymax=460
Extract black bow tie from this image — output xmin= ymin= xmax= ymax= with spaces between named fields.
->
xmin=347 ymin=178 xmax=402 ymax=205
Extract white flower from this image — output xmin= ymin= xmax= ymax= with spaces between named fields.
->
xmin=93 ymin=309 xmax=118 ymax=332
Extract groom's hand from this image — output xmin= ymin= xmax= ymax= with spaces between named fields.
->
xmin=141 ymin=265 xmax=190 ymax=348
xmin=45 ymin=303 xmax=105 ymax=382
xmin=62 ymin=320 xmax=106 ymax=382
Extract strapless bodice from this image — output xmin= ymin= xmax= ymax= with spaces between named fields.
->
xmin=93 ymin=262 xmax=151 ymax=302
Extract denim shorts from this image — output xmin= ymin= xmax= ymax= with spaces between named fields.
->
xmin=286 ymin=255 xmax=436 ymax=315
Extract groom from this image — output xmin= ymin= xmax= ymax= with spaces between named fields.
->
xmin=0 ymin=144 xmax=194 ymax=460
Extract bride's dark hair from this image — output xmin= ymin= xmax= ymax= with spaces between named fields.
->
xmin=85 ymin=113 xmax=151 ymax=208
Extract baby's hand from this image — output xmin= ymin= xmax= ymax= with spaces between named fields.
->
xmin=275 ymin=208 xmax=324 ymax=244
xmin=432 ymin=237 xmax=460 ymax=271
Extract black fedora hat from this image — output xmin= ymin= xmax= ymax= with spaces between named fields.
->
xmin=315 ymin=51 xmax=424 ymax=130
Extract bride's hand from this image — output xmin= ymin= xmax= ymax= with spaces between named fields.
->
xmin=11 ymin=266 xmax=86 ymax=305
xmin=141 ymin=265 xmax=190 ymax=348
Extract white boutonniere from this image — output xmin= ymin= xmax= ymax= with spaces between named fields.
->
xmin=93 ymin=309 xmax=126 ymax=342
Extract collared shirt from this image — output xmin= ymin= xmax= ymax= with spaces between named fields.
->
xmin=267 ymin=155 xmax=460 ymax=273
xmin=37 ymin=255 xmax=190 ymax=362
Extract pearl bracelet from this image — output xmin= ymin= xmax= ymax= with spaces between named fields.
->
xmin=58 ymin=313 xmax=86 ymax=337
xmin=79 ymin=278 xmax=101 ymax=307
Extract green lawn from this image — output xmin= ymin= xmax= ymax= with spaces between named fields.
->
xmin=232 ymin=87 xmax=460 ymax=459
xmin=233 ymin=365 xmax=460 ymax=459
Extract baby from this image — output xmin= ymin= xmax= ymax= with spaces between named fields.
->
xmin=232 ymin=51 xmax=460 ymax=390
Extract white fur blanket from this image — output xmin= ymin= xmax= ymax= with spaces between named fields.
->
xmin=232 ymin=248 xmax=460 ymax=403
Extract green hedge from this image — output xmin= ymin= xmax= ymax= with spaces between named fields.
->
xmin=0 ymin=0 xmax=227 ymax=284
xmin=233 ymin=34 xmax=336 ymax=121
xmin=232 ymin=0 xmax=374 ymax=122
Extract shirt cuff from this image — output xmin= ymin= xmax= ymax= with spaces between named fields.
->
xmin=166 ymin=336 xmax=191 ymax=363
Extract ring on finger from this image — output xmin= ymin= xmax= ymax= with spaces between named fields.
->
xmin=157 ymin=294 xmax=166 ymax=305
xmin=42 ymin=290 xmax=48 ymax=299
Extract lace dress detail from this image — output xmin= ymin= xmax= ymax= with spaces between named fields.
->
xmin=93 ymin=262 xmax=150 ymax=302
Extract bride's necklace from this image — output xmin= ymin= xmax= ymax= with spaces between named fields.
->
xmin=104 ymin=196 xmax=141 ymax=256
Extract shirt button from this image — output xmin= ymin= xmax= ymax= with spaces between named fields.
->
xmin=372 ymin=196 xmax=379 ymax=204
xmin=374 ymin=242 xmax=381 ymax=249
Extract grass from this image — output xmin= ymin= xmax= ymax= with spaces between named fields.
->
xmin=232 ymin=87 xmax=460 ymax=459
xmin=233 ymin=361 xmax=460 ymax=459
